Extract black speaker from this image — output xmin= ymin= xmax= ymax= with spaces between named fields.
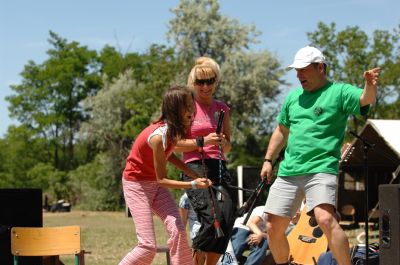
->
xmin=379 ymin=184 xmax=400 ymax=265
xmin=0 ymin=189 xmax=43 ymax=265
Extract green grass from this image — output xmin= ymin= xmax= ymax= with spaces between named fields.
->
xmin=44 ymin=211 xmax=379 ymax=265
xmin=43 ymin=211 xmax=171 ymax=265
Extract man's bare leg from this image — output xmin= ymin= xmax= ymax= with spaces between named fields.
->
xmin=314 ymin=204 xmax=351 ymax=265
xmin=266 ymin=214 xmax=291 ymax=264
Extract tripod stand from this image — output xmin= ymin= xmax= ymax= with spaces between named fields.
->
xmin=239 ymin=177 xmax=270 ymax=225
xmin=350 ymin=131 xmax=375 ymax=265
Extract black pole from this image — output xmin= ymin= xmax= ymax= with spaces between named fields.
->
xmin=362 ymin=143 xmax=370 ymax=265
xmin=350 ymin=131 xmax=375 ymax=265
xmin=242 ymin=180 xmax=269 ymax=225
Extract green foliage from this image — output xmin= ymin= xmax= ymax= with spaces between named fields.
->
xmin=219 ymin=52 xmax=284 ymax=146
xmin=0 ymin=125 xmax=50 ymax=188
xmin=6 ymin=31 xmax=102 ymax=171
xmin=167 ymin=0 xmax=285 ymax=167
xmin=81 ymin=70 xmax=140 ymax=151
xmin=167 ymin=0 xmax=260 ymax=63
xmin=26 ymin=163 xmax=56 ymax=191
xmin=68 ymin=152 xmax=122 ymax=210
xmin=307 ymin=22 xmax=400 ymax=129
xmin=98 ymin=45 xmax=140 ymax=82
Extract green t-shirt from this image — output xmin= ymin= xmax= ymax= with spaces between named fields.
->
xmin=277 ymin=81 xmax=369 ymax=176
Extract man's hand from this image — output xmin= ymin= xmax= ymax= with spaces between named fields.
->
xmin=363 ymin=67 xmax=380 ymax=86
xmin=360 ymin=67 xmax=380 ymax=106
xmin=260 ymin=160 xmax=273 ymax=184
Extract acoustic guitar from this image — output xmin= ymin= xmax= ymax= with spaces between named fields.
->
xmin=287 ymin=207 xmax=328 ymax=265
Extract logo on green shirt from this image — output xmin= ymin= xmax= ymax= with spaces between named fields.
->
xmin=314 ymin=107 xmax=323 ymax=116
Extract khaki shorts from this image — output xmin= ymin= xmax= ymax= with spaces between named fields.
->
xmin=264 ymin=173 xmax=337 ymax=217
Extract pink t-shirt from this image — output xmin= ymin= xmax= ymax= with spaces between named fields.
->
xmin=183 ymin=99 xmax=230 ymax=163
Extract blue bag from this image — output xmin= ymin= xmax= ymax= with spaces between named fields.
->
xmin=317 ymin=251 xmax=338 ymax=265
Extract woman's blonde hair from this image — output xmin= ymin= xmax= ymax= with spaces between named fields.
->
xmin=187 ymin=57 xmax=221 ymax=89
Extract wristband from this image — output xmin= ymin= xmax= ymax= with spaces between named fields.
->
xmin=264 ymin=158 xmax=273 ymax=164
xmin=195 ymin=136 xmax=204 ymax=147
xmin=190 ymin=180 xmax=198 ymax=189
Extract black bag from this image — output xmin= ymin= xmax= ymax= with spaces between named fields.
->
xmin=350 ymin=243 xmax=379 ymax=265
xmin=317 ymin=243 xmax=379 ymax=265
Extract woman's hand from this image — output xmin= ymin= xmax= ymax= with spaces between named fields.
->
xmin=204 ymin=132 xmax=223 ymax=146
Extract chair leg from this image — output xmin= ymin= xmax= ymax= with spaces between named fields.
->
xmin=78 ymin=250 xmax=86 ymax=265
xmin=156 ymin=246 xmax=171 ymax=265
xmin=166 ymin=251 xmax=171 ymax=265
xmin=13 ymin=255 xmax=18 ymax=265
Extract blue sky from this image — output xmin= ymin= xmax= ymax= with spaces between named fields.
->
xmin=1 ymin=0 xmax=399 ymax=137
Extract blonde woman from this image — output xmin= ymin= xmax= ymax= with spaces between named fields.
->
xmin=176 ymin=57 xmax=236 ymax=265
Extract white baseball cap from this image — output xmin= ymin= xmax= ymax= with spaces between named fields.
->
xmin=287 ymin=46 xmax=326 ymax=69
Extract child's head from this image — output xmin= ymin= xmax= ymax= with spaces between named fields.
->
xmin=158 ymin=85 xmax=194 ymax=142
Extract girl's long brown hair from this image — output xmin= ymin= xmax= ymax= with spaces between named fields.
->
xmin=154 ymin=85 xmax=193 ymax=143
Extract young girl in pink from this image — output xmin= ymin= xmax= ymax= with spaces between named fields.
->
xmin=120 ymin=85 xmax=211 ymax=265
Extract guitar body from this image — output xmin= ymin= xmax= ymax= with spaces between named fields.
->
xmin=287 ymin=207 xmax=328 ymax=265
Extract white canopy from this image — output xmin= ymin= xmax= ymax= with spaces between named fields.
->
xmin=367 ymin=119 xmax=400 ymax=156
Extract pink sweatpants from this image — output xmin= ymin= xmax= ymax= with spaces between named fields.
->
xmin=120 ymin=178 xmax=194 ymax=265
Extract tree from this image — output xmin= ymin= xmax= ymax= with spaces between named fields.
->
xmin=6 ymin=31 xmax=102 ymax=171
xmin=167 ymin=0 xmax=260 ymax=64
xmin=78 ymin=45 xmax=183 ymax=208
xmin=0 ymin=125 xmax=50 ymax=188
xmin=307 ymin=22 xmax=400 ymax=130
xmin=167 ymin=0 xmax=285 ymax=166
xmin=81 ymin=44 xmax=182 ymax=157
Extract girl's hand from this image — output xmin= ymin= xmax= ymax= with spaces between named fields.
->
xmin=194 ymin=178 xmax=212 ymax=189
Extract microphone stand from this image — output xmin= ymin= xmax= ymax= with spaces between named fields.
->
xmin=350 ymin=131 xmax=375 ymax=265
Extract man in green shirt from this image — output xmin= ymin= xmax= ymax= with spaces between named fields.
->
xmin=260 ymin=46 xmax=380 ymax=265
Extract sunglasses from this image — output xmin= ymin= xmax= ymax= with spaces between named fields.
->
xmin=194 ymin=77 xmax=216 ymax=86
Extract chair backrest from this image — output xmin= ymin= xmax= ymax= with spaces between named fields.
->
xmin=11 ymin=226 xmax=81 ymax=257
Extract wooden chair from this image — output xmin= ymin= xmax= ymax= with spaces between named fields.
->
xmin=11 ymin=226 xmax=85 ymax=265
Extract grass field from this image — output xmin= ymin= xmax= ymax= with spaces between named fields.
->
xmin=44 ymin=211 xmax=379 ymax=265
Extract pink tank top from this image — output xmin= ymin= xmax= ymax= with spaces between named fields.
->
xmin=183 ymin=99 xmax=230 ymax=163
